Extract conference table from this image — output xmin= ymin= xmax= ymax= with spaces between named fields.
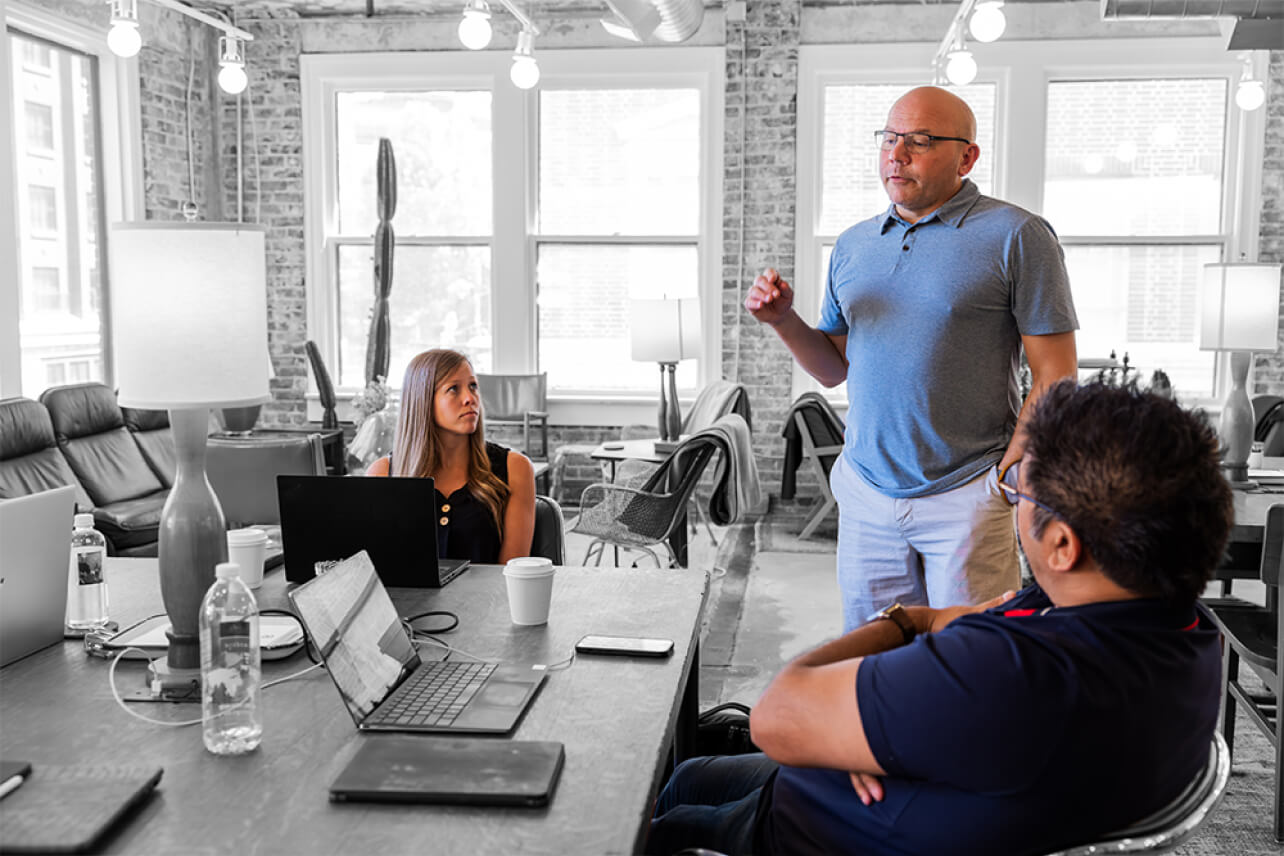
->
xmin=0 ymin=559 xmax=708 ymax=855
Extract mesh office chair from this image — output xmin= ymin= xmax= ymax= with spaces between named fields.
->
xmin=671 ymin=734 xmax=1230 ymax=856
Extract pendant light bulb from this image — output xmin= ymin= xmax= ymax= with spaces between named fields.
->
xmin=106 ymin=0 xmax=141 ymax=58
xmin=217 ymin=35 xmax=248 ymax=95
xmin=458 ymin=0 xmax=493 ymax=50
xmin=945 ymin=49 xmax=977 ymax=86
xmin=510 ymin=29 xmax=540 ymax=90
xmin=968 ymin=1 xmax=1006 ymax=43
xmin=1236 ymin=79 xmax=1266 ymax=112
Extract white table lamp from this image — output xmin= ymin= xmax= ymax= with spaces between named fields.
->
xmin=1199 ymin=262 xmax=1283 ymax=487
xmin=630 ymin=298 xmax=700 ymax=442
xmin=109 ymin=222 xmax=270 ymax=691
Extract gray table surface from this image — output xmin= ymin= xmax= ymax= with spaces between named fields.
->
xmin=0 ymin=559 xmax=708 ymax=855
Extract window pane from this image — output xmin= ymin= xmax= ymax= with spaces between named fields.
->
xmin=537 ymin=244 xmax=698 ymax=393
xmin=336 ymin=91 xmax=492 ymax=236
xmin=337 ymin=243 xmax=491 ymax=389
xmin=1064 ymin=244 xmax=1219 ymax=399
xmin=539 ymin=88 xmax=701 ymax=235
xmin=10 ymin=32 xmax=106 ymax=396
xmin=1044 ymin=79 xmax=1226 ymax=236
xmin=819 ymin=82 xmax=995 ymax=235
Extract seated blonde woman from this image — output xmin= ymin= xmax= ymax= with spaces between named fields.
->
xmin=368 ymin=349 xmax=535 ymax=565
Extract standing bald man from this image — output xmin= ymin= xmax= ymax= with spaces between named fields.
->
xmin=748 ymin=86 xmax=1079 ymax=631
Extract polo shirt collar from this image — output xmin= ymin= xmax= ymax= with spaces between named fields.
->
xmin=879 ymin=179 xmax=982 ymax=232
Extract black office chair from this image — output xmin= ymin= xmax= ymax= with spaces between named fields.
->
xmin=530 ymin=494 xmax=567 ymax=565
xmin=1207 ymin=502 xmax=1283 ymax=842
xmin=1255 ymin=394 xmax=1284 ymax=457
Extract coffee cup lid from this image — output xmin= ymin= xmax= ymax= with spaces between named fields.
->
xmin=504 ymin=556 xmax=555 ymax=577
xmin=227 ymin=527 xmax=268 ymax=546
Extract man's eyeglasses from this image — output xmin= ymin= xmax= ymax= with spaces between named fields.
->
xmin=875 ymin=130 xmax=972 ymax=154
xmin=997 ymin=461 xmax=1060 ymax=516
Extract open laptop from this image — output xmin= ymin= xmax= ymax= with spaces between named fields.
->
xmin=0 ymin=486 xmax=77 ymax=667
xmin=287 ymin=550 xmax=545 ymax=734
xmin=277 ymin=475 xmax=468 ymax=587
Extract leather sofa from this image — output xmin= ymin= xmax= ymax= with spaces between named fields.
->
xmin=0 ymin=383 xmax=171 ymax=556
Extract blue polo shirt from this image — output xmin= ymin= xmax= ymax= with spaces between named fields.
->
xmin=755 ymin=586 xmax=1221 ymax=855
xmin=818 ymin=180 xmax=1078 ymax=498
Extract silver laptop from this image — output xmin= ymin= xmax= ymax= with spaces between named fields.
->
xmin=288 ymin=550 xmax=545 ymax=734
xmin=0 ymin=486 xmax=77 ymax=666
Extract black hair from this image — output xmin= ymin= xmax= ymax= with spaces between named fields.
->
xmin=1022 ymin=379 xmax=1233 ymax=604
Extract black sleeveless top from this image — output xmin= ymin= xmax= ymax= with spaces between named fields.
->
xmin=387 ymin=442 xmax=510 ymax=564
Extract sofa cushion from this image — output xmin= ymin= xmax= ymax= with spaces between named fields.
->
xmin=123 ymin=406 xmax=176 ymax=488
xmin=42 ymin=384 xmax=164 ymax=506
xmin=93 ymin=490 xmax=167 ymax=552
xmin=0 ymin=397 xmax=94 ymax=509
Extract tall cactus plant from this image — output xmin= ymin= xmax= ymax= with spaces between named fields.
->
xmin=365 ymin=138 xmax=397 ymax=385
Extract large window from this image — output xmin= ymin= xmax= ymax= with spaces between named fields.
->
xmin=797 ymin=39 xmax=1265 ymax=405
xmin=3 ymin=11 xmax=140 ymax=399
xmin=302 ymin=50 xmax=722 ymax=422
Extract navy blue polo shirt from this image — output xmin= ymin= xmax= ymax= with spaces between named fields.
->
xmin=755 ymin=585 xmax=1221 ymax=855
xmin=818 ymin=180 xmax=1078 ymax=497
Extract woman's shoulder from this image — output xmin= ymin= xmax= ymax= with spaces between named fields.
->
xmin=366 ymin=454 xmax=392 ymax=477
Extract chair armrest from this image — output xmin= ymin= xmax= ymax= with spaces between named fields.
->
xmin=573 ymin=482 xmax=681 ymax=542
xmin=813 ymin=444 xmax=843 ymax=455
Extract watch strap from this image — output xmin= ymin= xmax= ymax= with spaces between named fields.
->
xmin=875 ymin=602 xmax=916 ymax=644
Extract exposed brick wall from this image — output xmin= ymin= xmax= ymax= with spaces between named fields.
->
xmin=1253 ymin=50 xmax=1284 ymax=394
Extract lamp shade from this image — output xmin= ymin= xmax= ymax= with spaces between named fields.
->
xmin=109 ymin=222 xmax=272 ymax=409
xmin=630 ymin=298 xmax=701 ymax=363
xmin=1199 ymin=262 xmax=1283 ymax=352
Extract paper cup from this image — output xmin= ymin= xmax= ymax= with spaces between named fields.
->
xmin=226 ymin=527 xmax=268 ymax=589
xmin=503 ymin=557 xmax=555 ymax=625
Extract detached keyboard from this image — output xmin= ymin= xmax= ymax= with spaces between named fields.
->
xmin=369 ymin=661 xmax=498 ymax=728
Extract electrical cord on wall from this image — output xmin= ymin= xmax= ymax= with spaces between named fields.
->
xmin=182 ymin=18 xmax=198 ymax=220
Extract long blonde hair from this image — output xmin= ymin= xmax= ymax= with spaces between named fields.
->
xmin=392 ymin=349 xmax=510 ymax=539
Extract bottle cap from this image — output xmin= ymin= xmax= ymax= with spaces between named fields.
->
xmin=215 ymin=561 xmax=243 ymax=580
xmin=73 ymin=513 xmax=95 ymax=529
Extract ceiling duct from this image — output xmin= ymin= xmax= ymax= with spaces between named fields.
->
xmin=602 ymin=0 xmax=703 ymax=42
xmin=1100 ymin=0 xmax=1284 ymax=48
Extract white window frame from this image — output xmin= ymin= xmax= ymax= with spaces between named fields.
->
xmin=796 ymin=37 xmax=1267 ymax=409
xmin=0 ymin=0 xmax=143 ymax=397
xmin=301 ymin=48 xmax=723 ymax=427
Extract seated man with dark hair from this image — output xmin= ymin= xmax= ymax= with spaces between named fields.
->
xmin=648 ymin=380 xmax=1233 ymax=856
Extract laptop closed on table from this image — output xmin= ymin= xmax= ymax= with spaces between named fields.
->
xmin=277 ymin=475 xmax=468 ymax=587
xmin=330 ymin=736 xmax=564 ymax=806
xmin=287 ymin=550 xmax=545 ymax=734
xmin=0 ymin=486 xmax=77 ymax=667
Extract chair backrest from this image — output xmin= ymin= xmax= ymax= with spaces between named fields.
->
xmin=1261 ymin=503 xmax=1284 ymax=588
xmin=0 ymin=396 xmax=92 ymax=510
xmin=792 ymin=395 xmax=845 ymax=477
xmin=207 ymin=434 xmax=325 ymax=527
xmin=681 ymin=380 xmax=746 ymax=435
xmin=121 ymin=406 xmax=176 ymax=488
xmin=40 ymin=383 xmax=164 ymax=507
xmin=477 ymin=374 xmax=547 ymax=422
xmin=530 ymin=494 xmax=566 ymax=565
xmin=1256 ymin=394 xmax=1284 ymax=456
xmin=1043 ymin=732 xmax=1230 ymax=856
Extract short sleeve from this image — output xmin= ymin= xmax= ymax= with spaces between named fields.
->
xmin=816 ymin=247 xmax=848 ymax=336
xmin=1009 ymin=217 xmax=1078 ymax=337
xmin=856 ymin=617 xmax=1071 ymax=792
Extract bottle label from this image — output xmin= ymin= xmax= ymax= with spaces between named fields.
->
xmin=72 ymin=546 xmax=103 ymax=586
xmin=202 ymin=619 xmax=255 ymax=706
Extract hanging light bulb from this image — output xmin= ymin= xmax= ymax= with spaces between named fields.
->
xmin=968 ymin=0 xmax=1006 ymax=43
xmin=106 ymin=0 xmax=142 ymax=58
xmin=217 ymin=35 xmax=248 ymax=95
xmin=510 ymin=29 xmax=540 ymax=90
xmin=1235 ymin=55 xmax=1266 ymax=112
xmin=945 ymin=48 xmax=977 ymax=86
xmin=458 ymin=0 xmax=493 ymax=50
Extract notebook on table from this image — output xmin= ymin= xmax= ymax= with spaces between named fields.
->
xmin=287 ymin=551 xmax=545 ymax=734
xmin=330 ymin=736 xmax=564 ymax=806
xmin=277 ymin=475 xmax=468 ymax=587
xmin=0 ymin=486 xmax=77 ymax=667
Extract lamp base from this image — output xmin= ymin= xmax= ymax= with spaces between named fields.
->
xmin=120 ymin=659 xmax=202 ymax=704
xmin=1221 ymin=462 xmax=1257 ymax=491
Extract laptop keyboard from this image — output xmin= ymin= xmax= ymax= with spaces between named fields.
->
xmin=369 ymin=661 xmax=498 ymax=728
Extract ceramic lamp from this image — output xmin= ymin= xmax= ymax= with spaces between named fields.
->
xmin=630 ymin=298 xmax=701 ymax=442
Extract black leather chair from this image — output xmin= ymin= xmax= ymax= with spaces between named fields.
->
xmin=0 ymin=396 xmax=92 ymax=510
xmin=531 ymin=494 xmax=567 ymax=565
xmin=40 ymin=384 xmax=168 ymax=556
xmin=121 ymin=406 xmax=176 ymax=487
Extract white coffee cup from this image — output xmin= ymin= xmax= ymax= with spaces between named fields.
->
xmin=226 ymin=527 xmax=268 ymax=589
xmin=502 ymin=557 xmax=555 ymax=625
xmin=1248 ymin=441 xmax=1265 ymax=470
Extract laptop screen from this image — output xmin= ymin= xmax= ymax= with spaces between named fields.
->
xmin=288 ymin=551 xmax=420 ymax=723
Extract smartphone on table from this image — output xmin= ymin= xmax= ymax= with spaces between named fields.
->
xmin=575 ymin=635 xmax=674 ymax=658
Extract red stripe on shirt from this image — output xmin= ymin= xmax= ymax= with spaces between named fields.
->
xmin=1003 ymin=608 xmax=1038 ymax=617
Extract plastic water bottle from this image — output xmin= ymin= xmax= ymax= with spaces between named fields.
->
xmin=199 ymin=561 xmax=262 ymax=755
xmin=66 ymin=513 xmax=108 ymax=630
